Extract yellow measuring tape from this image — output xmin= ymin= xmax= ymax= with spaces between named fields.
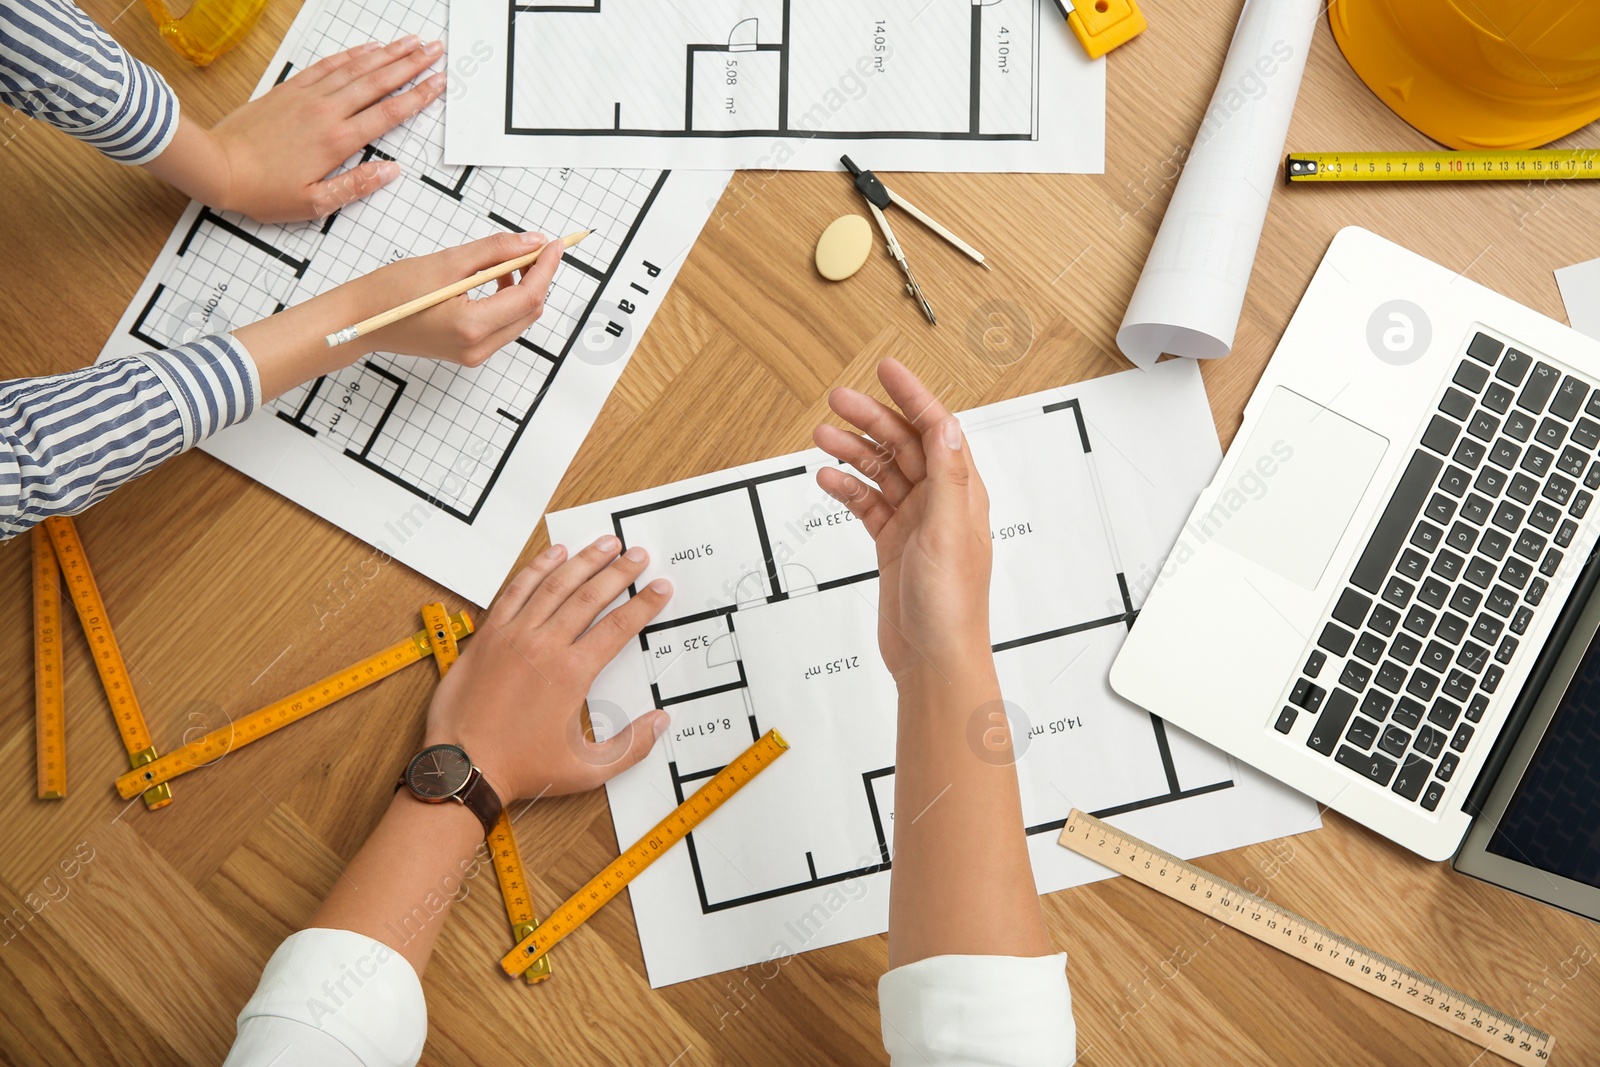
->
xmin=1058 ymin=810 xmax=1555 ymax=1066
xmin=419 ymin=605 xmax=552 ymax=985
xmin=502 ymin=728 xmax=789 ymax=977
xmin=114 ymin=608 xmax=473 ymax=799
xmin=1286 ymin=149 xmax=1600 ymax=184
xmin=43 ymin=517 xmax=172 ymax=809
xmin=32 ymin=528 xmax=66 ymax=799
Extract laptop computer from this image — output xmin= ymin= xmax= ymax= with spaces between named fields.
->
xmin=1453 ymin=547 xmax=1600 ymax=921
xmin=1111 ymin=226 xmax=1600 ymax=875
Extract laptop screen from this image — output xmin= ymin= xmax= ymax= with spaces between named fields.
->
xmin=1486 ymin=624 xmax=1600 ymax=890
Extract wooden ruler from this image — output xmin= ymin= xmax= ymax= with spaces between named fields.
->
xmin=1286 ymin=149 xmax=1600 ymax=184
xmin=1058 ymin=810 xmax=1555 ymax=1066
xmin=418 ymin=605 xmax=552 ymax=984
xmin=501 ymin=729 xmax=789 ymax=977
xmin=32 ymin=528 xmax=66 ymax=799
xmin=44 ymin=518 xmax=171 ymax=809
xmin=114 ymin=609 xmax=474 ymax=799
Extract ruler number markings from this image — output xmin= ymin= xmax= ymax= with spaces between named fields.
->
xmin=1060 ymin=813 xmax=1551 ymax=1065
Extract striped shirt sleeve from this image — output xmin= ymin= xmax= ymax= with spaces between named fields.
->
xmin=0 ymin=334 xmax=260 ymax=539
xmin=0 ymin=0 xmax=180 ymax=164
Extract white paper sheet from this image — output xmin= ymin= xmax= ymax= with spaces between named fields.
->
xmin=547 ymin=361 xmax=1322 ymax=987
xmin=1117 ymin=0 xmax=1320 ymax=366
xmin=98 ymin=0 xmax=731 ymax=607
xmin=444 ymin=0 xmax=1105 ymax=173
xmin=1556 ymin=257 xmax=1600 ymax=341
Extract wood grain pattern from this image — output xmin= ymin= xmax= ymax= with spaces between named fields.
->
xmin=2 ymin=1 xmax=1598 ymax=1063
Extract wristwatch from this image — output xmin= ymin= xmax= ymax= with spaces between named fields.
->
xmin=399 ymin=743 xmax=503 ymax=835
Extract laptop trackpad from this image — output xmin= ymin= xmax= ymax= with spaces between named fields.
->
xmin=1210 ymin=388 xmax=1389 ymax=590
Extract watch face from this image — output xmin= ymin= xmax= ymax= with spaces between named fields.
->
xmin=407 ymin=744 xmax=472 ymax=799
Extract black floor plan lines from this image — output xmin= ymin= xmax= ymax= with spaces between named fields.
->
xmin=446 ymin=0 xmax=1103 ymax=172
xmin=100 ymin=0 xmax=731 ymax=604
xmin=504 ymin=0 xmax=1039 ymax=140
xmin=547 ymin=363 xmax=1322 ymax=986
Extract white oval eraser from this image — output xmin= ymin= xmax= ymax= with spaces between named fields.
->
xmin=815 ymin=214 xmax=873 ymax=281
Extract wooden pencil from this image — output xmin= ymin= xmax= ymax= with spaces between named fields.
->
xmin=324 ymin=229 xmax=591 ymax=347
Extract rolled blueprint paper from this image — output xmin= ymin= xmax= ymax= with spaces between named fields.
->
xmin=1116 ymin=0 xmax=1321 ymax=366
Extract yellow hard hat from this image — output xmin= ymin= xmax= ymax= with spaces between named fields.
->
xmin=1330 ymin=0 xmax=1600 ymax=150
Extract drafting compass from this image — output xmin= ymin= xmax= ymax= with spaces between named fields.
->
xmin=840 ymin=155 xmax=990 ymax=325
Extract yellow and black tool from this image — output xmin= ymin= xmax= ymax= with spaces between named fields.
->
xmin=115 ymin=608 xmax=473 ymax=798
xmin=1287 ymin=149 xmax=1600 ymax=184
xmin=1052 ymin=0 xmax=1147 ymax=59
xmin=42 ymin=517 xmax=172 ymax=809
xmin=501 ymin=729 xmax=788 ymax=978
xmin=32 ymin=528 xmax=65 ymax=799
xmin=419 ymin=603 xmax=552 ymax=985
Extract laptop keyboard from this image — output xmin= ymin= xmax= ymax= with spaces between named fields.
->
xmin=1275 ymin=331 xmax=1599 ymax=811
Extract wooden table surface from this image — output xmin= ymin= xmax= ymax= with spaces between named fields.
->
xmin=2 ymin=1 xmax=1597 ymax=1064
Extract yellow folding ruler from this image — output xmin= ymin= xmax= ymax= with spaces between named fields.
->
xmin=418 ymin=604 xmax=551 ymax=985
xmin=39 ymin=517 xmax=172 ymax=808
xmin=502 ymin=729 xmax=789 ymax=978
xmin=32 ymin=528 xmax=65 ymax=799
xmin=114 ymin=606 xmax=473 ymax=798
xmin=1059 ymin=811 xmax=1555 ymax=1066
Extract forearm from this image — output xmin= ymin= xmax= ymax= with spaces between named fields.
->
xmin=889 ymin=655 xmax=1052 ymax=968
xmin=310 ymin=791 xmax=484 ymax=978
xmin=234 ymin=286 xmax=376 ymax=400
xmin=141 ymin=114 xmax=231 ymax=206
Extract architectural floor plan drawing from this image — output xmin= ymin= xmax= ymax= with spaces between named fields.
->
xmin=446 ymin=0 xmax=1104 ymax=172
xmin=546 ymin=361 xmax=1322 ymax=987
xmin=99 ymin=0 xmax=730 ymax=605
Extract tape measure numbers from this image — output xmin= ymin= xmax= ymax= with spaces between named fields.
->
xmin=114 ymin=610 xmax=474 ymax=798
xmin=1057 ymin=810 xmax=1554 ymax=1066
xmin=1287 ymin=149 xmax=1600 ymax=184
xmin=33 ymin=528 xmax=66 ymax=799
xmin=44 ymin=517 xmax=171 ymax=809
xmin=501 ymin=729 xmax=789 ymax=978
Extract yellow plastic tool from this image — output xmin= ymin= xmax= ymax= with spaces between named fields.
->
xmin=114 ymin=609 xmax=473 ymax=798
xmin=1287 ymin=149 xmax=1600 ymax=183
xmin=1330 ymin=0 xmax=1600 ymax=151
xmin=502 ymin=729 xmax=789 ymax=978
xmin=32 ymin=528 xmax=66 ymax=800
xmin=45 ymin=518 xmax=172 ymax=810
xmin=420 ymin=604 xmax=552 ymax=985
xmin=141 ymin=0 xmax=268 ymax=66
xmin=1054 ymin=0 xmax=1147 ymax=59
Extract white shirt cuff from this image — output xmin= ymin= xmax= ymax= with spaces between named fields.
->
xmin=223 ymin=928 xmax=426 ymax=1067
xmin=879 ymin=952 xmax=1076 ymax=1067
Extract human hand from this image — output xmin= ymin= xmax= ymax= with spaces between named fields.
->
xmin=352 ymin=230 xmax=564 ymax=365
xmin=206 ymin=37 xmax=445 ymax=222
xmin=813 ymin=359 xmax=994 ymax=687
xmin=236 ymin=230 xmax=562 ymax=399
xmin=423 ymin=537 xmax=674 ymax=801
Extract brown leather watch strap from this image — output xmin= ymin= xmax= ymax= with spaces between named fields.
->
xmin=458 ymin=767 xmax=503 ymax=836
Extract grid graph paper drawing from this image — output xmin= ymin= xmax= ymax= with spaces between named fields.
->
xmin=445 ymin=0 xmax=1105 ymax=173
xmin=99 ymin=0 xmax=731 ymax=605
xmin=546 ymin=360 xmax=1322 ymax=987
